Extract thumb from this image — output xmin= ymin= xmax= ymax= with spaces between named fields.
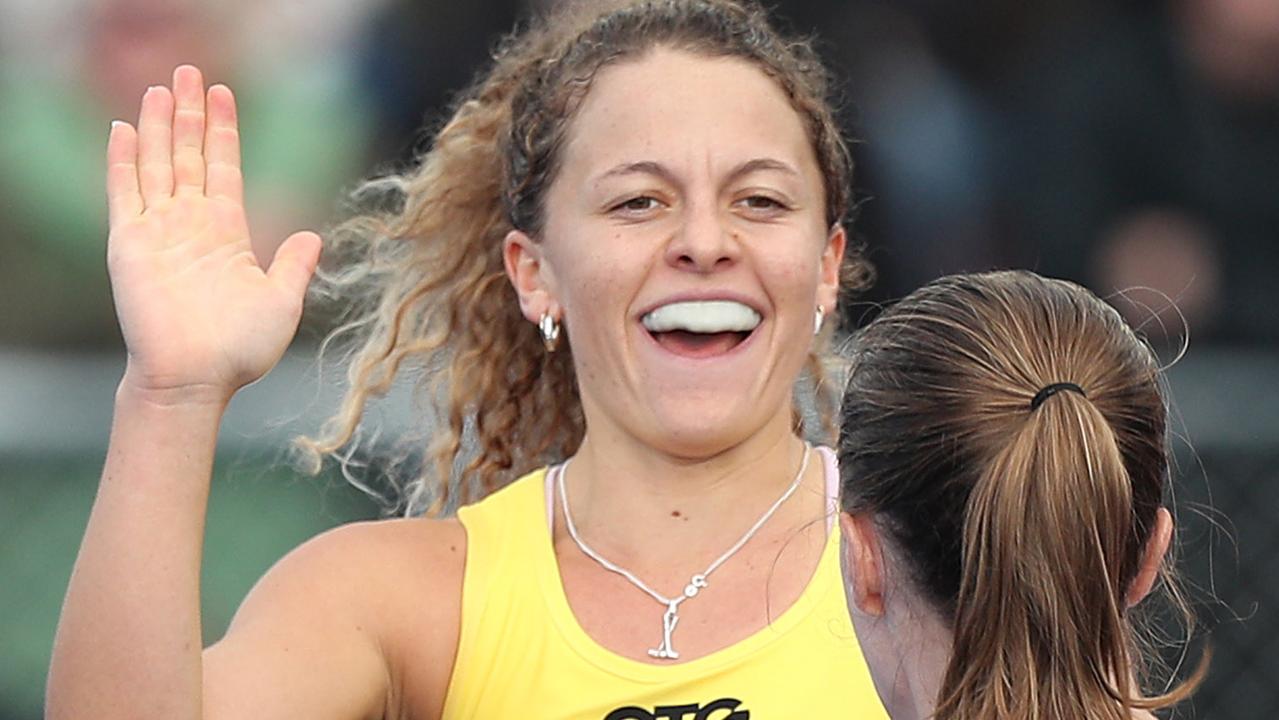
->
xmin=267 ymin=230 xmax=322 ymax=300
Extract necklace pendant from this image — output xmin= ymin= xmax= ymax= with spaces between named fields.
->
xmin=683 ymin=573 xmax=708 ymax=598
xmin=647 ymin=600 xmax=682 ymax=660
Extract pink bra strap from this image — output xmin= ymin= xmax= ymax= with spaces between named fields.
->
xmin=817 ymin=446 xmax=839 ymax=533
xmin=545 ymin=464 xmax=558 ymax=530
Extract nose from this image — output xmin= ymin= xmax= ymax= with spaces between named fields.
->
xmin=664 ymin=200 xmax=740 ymax=273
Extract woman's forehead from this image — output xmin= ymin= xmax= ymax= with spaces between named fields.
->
xmin=557 ymin=47 xmax=820 ymax=181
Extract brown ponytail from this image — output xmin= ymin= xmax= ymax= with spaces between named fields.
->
xmin=945 ymin=390 xmax=1152 ymax=718
xmin=300 ymin=0 xmax=870 ymax=515
xmin=838 ymin=270 xmax=1205 ymax=719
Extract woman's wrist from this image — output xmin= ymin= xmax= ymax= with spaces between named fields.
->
xmin=117 ymin=365 xmax=236 ymax=413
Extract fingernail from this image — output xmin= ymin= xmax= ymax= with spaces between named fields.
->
xmin=110 ymin=120 xmax=123 ymax=131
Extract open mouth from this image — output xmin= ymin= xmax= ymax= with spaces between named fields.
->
xmin=641 ymin=300 xmax=761 ymax=359
xmin=650 ymin=329 xmax=753 ymax=357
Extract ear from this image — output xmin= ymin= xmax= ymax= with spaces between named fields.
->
xmin=1126 ymin=507 xmax=1173 ymax=608
xmin=503 ymin=229 xmax=559 ymax=323
xmin=817 ymin=224 xmax=847 ymax=314
xmin=840 ymin=511 xmax=885 ymax=617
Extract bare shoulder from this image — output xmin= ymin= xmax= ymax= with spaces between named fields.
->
xmin=261 ymin=515 xmax=466 ymax=598
xmin=226 ymin=516 xmax=466 ymax=635
xmin=204 ymin=517 xmax=467 ymax=720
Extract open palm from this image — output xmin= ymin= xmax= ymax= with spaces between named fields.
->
xmin=107 ymin=66 xmax=321 ymax=399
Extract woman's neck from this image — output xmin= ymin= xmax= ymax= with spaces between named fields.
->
xmin=861 ymin=605 xmax=1165 ymax=720
xmin=559 ymin=412 xmax=819 ymax=565
xmin=866 ymin=606 xmax=951 ymax=720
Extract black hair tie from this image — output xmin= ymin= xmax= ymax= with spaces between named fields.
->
xmin=1030 ymin=382 xmax=1087 ymax=411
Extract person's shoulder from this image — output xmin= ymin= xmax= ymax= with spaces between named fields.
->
xmin=310 ymin=515 xmax=466 ymax=561
xmin=223 ymin=516 xmax=466 ymax=646
xmin=217 ymin=519 xmax=468 ymax=711
xmin=210 ymin=516 xmax=467 ymax=717
xmin=269 ymin=516 xmax=466 ymax=609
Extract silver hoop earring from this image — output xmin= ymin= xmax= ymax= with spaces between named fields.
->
xmin=539 ymin=312 xmax=561 ymax=352
xmin=813 ymin=306 xmax=825 ymax=336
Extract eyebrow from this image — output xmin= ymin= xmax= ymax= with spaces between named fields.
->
xmin=596 ymin=161 xmax=679 ymax=186
xmin=593 ymin=157 xmax=801 ymax=187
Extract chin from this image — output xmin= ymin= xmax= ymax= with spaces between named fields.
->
xmin=643 ymin=399 xmax=774 ymax=459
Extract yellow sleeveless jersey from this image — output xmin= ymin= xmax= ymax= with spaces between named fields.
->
xmin=443 ymin=448 xmax=889 ymax=719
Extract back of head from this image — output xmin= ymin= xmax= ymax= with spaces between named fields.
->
xmin=838 ymin=270 xmax=1203 ymax=719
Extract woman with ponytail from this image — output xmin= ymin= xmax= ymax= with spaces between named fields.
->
xmin=48 ymin=1 xmax=888 ymax=718
xmin=837 ymin=270 xmax=1206 ymax=720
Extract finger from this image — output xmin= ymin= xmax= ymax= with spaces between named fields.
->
xmin=171 ymin=65 xmax=207 ymax=194
xmin=204 ymin=84 xmax=243 ymax=205
xmin=106 ymin=121 xmax=144 ymax=228
xmin=137 ymin=85 xmax=175 ymax=207
xmin=267 ymin=231 xmax=323 ymax=302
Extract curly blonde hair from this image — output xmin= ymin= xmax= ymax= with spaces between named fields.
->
xmin=300 ymin=0 xmax=871 ymax=516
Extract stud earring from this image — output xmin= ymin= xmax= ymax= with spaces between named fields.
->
xmin=539 ymin=312 xmax=561 ymax=352
xmin=814 ymin=306 xmax=825 ymax=336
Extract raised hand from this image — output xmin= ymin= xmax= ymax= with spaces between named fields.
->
xmin=107 ymin=65 xmax=322 ymax=403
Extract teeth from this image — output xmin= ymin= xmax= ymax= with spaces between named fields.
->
xmin=641 ymin=300 xmax=761 ymax=334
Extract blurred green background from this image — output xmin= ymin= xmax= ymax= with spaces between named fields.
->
xmin=1 ymin=454 xmax=377 ymax=718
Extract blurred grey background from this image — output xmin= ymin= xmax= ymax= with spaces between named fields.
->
xmin=0 ymin=0 xmax=1275 ymax=717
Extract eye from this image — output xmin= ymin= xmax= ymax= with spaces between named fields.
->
xmin=742 ymin=195 xmax=785 ymax=209
xmin=610 ymin=195 xmax=665 ymax=216
xmin=608 ymin=195 xmax=670 ymax=221
xmin=735 ymin=193 xmax=792 ymax=215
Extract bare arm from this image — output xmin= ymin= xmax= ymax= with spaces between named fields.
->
xmin=201 ymin=519 xmax=465 ymax=720
xmin=46 ymin=383 xmax=225 ymax=719
xmin=44 ymin=66 xmax=416 ymax=720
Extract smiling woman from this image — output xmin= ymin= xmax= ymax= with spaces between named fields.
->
xmin=47 ymin=2 xmax=884 ymax=719
xmin=306 ymin=1 xmax=869 ymax=508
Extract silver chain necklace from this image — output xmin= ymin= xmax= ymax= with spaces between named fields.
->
xmin=556 ymin=444 xmax=812 ymax=660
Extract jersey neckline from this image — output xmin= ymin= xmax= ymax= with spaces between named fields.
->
xmin=529 ymin=446 xmax=843 ymax=683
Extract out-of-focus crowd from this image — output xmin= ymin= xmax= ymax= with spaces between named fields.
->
xmin=1 ymin=0 xmax=1276 ymax=348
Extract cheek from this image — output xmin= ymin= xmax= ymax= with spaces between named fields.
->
xmin=554 ymin=236 xmax=649 ymax=323
xmin=747 ymin=220 xmax=828 ymax=281
xmin=573 ymin=254 xmax=626 ymax=300
xmin=539 ymin=208 xmax=653 ymax=366
xmin=757 ymin=246 xmax=821 ymax=301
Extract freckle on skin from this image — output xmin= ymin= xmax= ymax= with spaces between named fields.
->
xmin=671 ymin=510 xmax=681 ymax=518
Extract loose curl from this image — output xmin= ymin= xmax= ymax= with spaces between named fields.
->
xmin=300 ymin=0 xmax=870 ymax=516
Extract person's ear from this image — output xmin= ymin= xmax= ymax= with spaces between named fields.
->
xmin=816 ymin=224 xmax=847 ymax=316
xmin=1126 ymin=507 xmax=1173 ymax=608
xmin=840 ymin=511 xmax=885 ymax=617
xmin=504 ymin=229 xmax=559 ymax=322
